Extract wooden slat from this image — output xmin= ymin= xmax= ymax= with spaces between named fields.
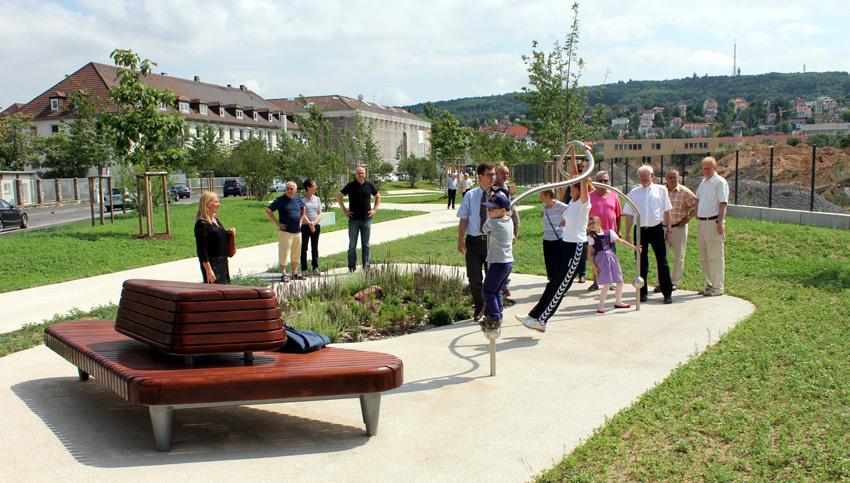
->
xmin=45 ymin=320 xmax=404 ymax=406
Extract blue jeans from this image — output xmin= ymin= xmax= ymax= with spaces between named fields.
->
xmin=347 ymin=218 xmax=372 ymax=270
xmin=482 ymin=262 xmax=513 ymax=322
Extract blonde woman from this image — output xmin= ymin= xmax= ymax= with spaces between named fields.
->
xmin=194 ymin=191 xmax=235 ymax=284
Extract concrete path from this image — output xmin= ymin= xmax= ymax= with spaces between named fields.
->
xmin=1 ymin=200 xmax=755 ymax=482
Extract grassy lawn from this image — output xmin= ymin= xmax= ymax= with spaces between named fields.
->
xmin=0 ymin=198 xmax=420 ymax=293
xmin=2 ymin=203 xmax=848 ymax=481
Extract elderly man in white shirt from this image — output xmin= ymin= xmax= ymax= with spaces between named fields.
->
xmin=694 ymin=156 xmax=729 ymax=297
xmin=623 ymin=165 xmax=674 ymax=304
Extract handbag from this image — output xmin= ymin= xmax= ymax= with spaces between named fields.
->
xmin=276 ymin=323 xmax=331 ymax=353
xmin=225 ymin=231 xmax=236 ymax=258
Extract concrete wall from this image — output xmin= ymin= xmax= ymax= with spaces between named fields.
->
xmin=728 ymin=204 xmax=850 ymax=230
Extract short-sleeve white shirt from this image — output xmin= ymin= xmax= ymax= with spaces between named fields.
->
xmin=695 ymin=173 xmax=729 ymax=218
xmin=562 ymin=198 xmax=591 ymax=243
xmin=623 ymin=183 xmax=673 ymax=227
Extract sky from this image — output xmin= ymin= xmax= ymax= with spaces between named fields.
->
xmin=1 ymin=0 xmax=847 ymax=110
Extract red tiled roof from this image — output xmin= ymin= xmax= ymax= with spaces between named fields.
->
xmin=268 ymin=95 xmax=421 ymax=122
xmin=12 ymin=62 xmax=282 ymax=128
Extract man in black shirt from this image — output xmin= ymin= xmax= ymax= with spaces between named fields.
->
xmin=337 ymin=166 xmax=381 ymax=271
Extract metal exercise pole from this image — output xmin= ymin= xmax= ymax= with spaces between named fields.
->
xmin=768 ymin=146 xmax=774 ymax=208
xmin=811 ymin=145 xmax=816 ymax=212
xmin=735 ymin=150 xmax=739 ymax=205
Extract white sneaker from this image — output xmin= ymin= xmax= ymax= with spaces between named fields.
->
xmin=515 ymin=314 xmax=546 ymax=333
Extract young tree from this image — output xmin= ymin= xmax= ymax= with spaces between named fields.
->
xmin=0 ymin=114 xmax=39 ymax=171
xmin=430 ymin=110 xmax=471 ymax=163
xmin=63 ymin=89 xmax=115 ymax=176
xmin=231 ymin=138 xmax=274 ymax=200
xmin=103 ymin=49 xmax=186 ymax=172
xmin=518 ymin=2 xmax=603 ymax=154
xmin=186 ymin=124 xmax=226 ymax=174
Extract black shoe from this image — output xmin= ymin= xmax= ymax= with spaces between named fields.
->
xmin=473 ymin=308 xmax=483 ymax=322
xmin=663 ymin=296 xmax=673 ymax=304
xmin=640 ymin=295 xmax=647 ymax=303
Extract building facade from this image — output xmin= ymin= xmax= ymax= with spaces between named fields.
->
xmin=269 ymin=95 xmax=431 ymax=169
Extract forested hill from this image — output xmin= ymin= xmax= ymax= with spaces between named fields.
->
xmin=405 ymin=71 xmax=850 ymax=126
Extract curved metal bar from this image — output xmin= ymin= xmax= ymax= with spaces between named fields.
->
xmin=506 ymin=140 xmax=645 ymax=310
xmin=508 ymin=140 xmax=595 ymax=209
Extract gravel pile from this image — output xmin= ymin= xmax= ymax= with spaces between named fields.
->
xmin=682 ymin=178 xmax=847 ymax=214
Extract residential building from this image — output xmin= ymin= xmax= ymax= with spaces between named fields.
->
xmin=681 ymin=122 xmax=711 ymax=138
xmin=799 ymin=122 xmax=850 ymax=137
xmin=734 ymin=97 xmax=749 ymax=112
xmin=6 ymin=62 xmax=286 ymax=150
xmin=703 ymin=98 xmax=718 ymax=117
xmin=269 ymin=95 xmax=430 ymax=169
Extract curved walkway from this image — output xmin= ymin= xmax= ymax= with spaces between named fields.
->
xmin=2 ymin=201 xmax=755 ymax=482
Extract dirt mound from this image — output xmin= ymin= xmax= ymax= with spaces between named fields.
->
xmin=716 ymin=143 xmax=850 ymax=198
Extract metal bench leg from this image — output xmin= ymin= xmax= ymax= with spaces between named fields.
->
xmin=149 ymin=405 xmax=174 ymax=452
xmin=360 ymin=393 xmax=381 ymax=436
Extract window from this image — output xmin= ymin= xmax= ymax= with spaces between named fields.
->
xmin=158 ymin=101 xmax=166 ymax=110
xmin=651 ymin=143 xmax=661 ymax=150
xmin=50 ymin=99 xmax=59 ymax=111
xmin=200 ymin=105 xmax=208 ymax=115
xmin=253 ymin=112 xmax=258 ymax=121
xmin=220 ymin=107 xmax=225 ymax=117
xmin=179 ymin=102 xmax=189 ymax=113
xmin=51 ymin=125 xmax=60 ymax=134
xmin=268 ymin=114 xmax=275 ymax=123
xmin=236 ymin=109 xmax=244 ymax=119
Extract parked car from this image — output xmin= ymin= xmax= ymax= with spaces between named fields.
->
xmin=223 ymin=179 xmax=248 ymax=197
xmin=269 ymin=180 xmax=286 ymax=192
xmin=103 ymin=187 xmax=125 ymax=212
xmin=169 ymin=183 xmax=191 ymax=201
xmin=0 ymin=198 xmax=28 ymax=231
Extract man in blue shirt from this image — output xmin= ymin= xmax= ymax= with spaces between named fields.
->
xmin=457 ymin=162 xmax=497 ymax=321
xmin=266 ymin=181 xmax=306 ymax=282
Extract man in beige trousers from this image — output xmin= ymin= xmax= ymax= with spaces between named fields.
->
xmin=694 ymin=157 xmax=729 ymax=296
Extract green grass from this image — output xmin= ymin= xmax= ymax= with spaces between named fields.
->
xmin=0 ymin=198 xmax=421 ymax=293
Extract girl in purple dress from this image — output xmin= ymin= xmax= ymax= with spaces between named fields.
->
xmin=587 ymin=216 xmax=640 ymax=313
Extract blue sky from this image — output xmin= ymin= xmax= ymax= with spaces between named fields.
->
xmin=1 ymin=0 xmax=846 ymax=110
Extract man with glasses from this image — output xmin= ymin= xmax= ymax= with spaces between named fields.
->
xmin=266 ymin=181 xmax=306 ymax=282
xmin=337 ymin=166 xmax=381 ymax=272
xmin=587 ymin=171 xmax=622 ymax=291
xmin=457 ymin=162 xmax=497 ymax=322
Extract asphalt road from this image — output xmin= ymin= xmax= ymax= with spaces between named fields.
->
xmin=0 ymin=194 xmax=201 ymax=236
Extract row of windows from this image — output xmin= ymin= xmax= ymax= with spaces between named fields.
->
xmin=158 ymin=101 xmax=276 ymax=123
xmin=612 ymin=142 xmax=710 ymax=152
xmin=684 ymin=142 xmax=709 ymax=149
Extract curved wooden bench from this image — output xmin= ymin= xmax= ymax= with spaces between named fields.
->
xmin=45 ymin=319 xmax=404 ymax=451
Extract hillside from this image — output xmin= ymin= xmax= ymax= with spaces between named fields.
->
xmin=406 ymin=71 xmax=850 ymax=126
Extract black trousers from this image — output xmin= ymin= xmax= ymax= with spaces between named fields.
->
xmin=529 ymin=241 xmax=583 ymax=323
xmin=447 ymin=189 xmax=457 ymax=208
xmin=300 ymin=224 xmax=321 ymax=270
xmin=636 ymin=223 xmax=672 ymax=297
xmin=465 ymin=235 xmax=488 ymax=313
xmin=542 ymin=239 xmax=564 ymax=280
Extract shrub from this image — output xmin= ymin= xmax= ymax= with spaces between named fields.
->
xmin=428 ymin=306 xmax=454 ymax=326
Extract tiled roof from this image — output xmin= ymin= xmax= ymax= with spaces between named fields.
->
xmin=12 ymin=62 xmax=282 ymax=128
xmin=268 ymin=95 xmax=422 ymax=122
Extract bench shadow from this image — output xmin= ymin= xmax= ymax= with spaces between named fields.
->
xmin=390 ymin=326 xmax=539 ymax=394
xmin=12 ymin=377 xmax=370 ymax=468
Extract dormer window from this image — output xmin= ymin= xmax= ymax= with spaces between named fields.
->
xmin=253 ymin=112 xmax=258 ymax=121
xmin=220 ymin=107 xmax=225 ymax=116
xmin=200 ymin=105 xmax=208 ymax=115
xmin=179 ymin=101 xmax=190 ymax=113
xmin=50 ymin=99 xmax=59 ymax=111
xmin=269 ymin=114 xmax=275 ymax=123
xmin=236 ymin=109 xmax=244 ymax=119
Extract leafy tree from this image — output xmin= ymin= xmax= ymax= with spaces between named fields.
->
xmin=0 ymin=114 xmax=39 ymax=171
xmin=517 ymin=2 xmax=603 ymax=153
xmin=836 ymin=133 xmax=850 ymax=149
xmin=429 ymin=110 xmax=471 ymax=164
xmin=808 ymin=133 xmax=832 ymax=147
xmin=231 ymin=138 xmax=274 ymax=200
xmin=36 ymin=130 xmax=76 ymax=178
xmin=186 ymin=124 xmax=226 ymax=175
xmin=49 ymin=89 xmax=115 ymax=177
xmin=103 ymin=49 xmax=186 ymax=172
xmin=397 ymin=153 xmax=427 ymax=188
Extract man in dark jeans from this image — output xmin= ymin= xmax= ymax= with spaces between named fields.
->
xmin=337 ymin=166 xmax=381 ymax=272
xmin=456 ymin=162 xmax=497 ymax=322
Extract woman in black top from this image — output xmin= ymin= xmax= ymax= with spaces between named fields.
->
xmin=194 ymin=191 xmax=235 ymax=284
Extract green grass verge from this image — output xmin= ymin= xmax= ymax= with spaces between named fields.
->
xmin=0 ymin=198 xmax=420 ymax=293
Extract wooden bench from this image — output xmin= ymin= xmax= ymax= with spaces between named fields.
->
xmin=45 ymin=319 xmax=404 ymax=451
